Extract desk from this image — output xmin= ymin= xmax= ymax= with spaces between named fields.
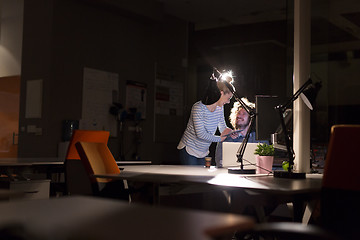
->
xmin=0 ymin=196 xmax=254 ymax=240
xmin=116 ymin=160 xmax=152 ymax=165
xmin=0 ymin=158 xmax=64 ymax=198
xmin=94 ymin=165 xmax=322 ymax=222
xmin=0 ymin=159 xmax=152 ymax=196
xmin=0 ymin=159 xmax=152 ymax=180
xmin=0 ymin=158 xmax=64 ymax=180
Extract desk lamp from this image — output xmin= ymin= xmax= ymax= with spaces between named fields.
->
xmin=215 ymin=69 xmax=256 ymax=174
xmin=273 ymin=78 xmax=321 ymax=179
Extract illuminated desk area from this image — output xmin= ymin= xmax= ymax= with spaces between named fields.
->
xmin=95 ymin=165 xmax=322 ymax=222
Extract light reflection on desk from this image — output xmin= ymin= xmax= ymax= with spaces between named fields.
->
xmin=207 ymin=173 xmax=271 ymax=189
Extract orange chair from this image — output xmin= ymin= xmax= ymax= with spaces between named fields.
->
xmin=320 ymin=124 xmax=360 ymax=239
xmin=234 ymin=125 xmax=360 ymax=240
xmin=65 ymin=130 xmax=110 ymax=160
xmin=75 ymin=141 xmax=128 ymax=200
xmin=64 ymin=130 xmax=110 ymax=196
xmin=322 ymin=124 xmax=360 ymax=191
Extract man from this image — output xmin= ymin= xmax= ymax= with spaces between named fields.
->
xmin=215 ymin=98 xmax=257 ymax=167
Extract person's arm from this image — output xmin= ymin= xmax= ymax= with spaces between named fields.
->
xmin=217 ymin=108 xmax=228 ymax=133
xmin=220 ymin=128 xmax=232 ymax=141
xmin=192 ymin=104 xmax=221 ymax=142
xmin=218 ymin=108 xmax=232 ymax=141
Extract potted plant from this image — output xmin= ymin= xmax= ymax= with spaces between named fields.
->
xmin=254 ymin=143 xmax=275 ymax=174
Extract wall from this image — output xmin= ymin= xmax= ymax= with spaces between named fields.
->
xmin=0 ymin=0 xmax=23 ymax=77
xmin=18 ymin=0 xmax=188 ymax=163
xmin=14 ymin=0 xmax=360 ymax=162
xmin=311 ymin=55 xmax=360 ymax=141
xmin=0 ymin=75 xmax=20 ymax=157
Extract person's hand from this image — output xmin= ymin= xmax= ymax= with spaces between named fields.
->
xmin=220 ymin=128 xmax=232 ymax=141
xmin=229 ymin=130 xmax=240 ymax=139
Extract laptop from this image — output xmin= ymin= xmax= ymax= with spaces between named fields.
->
xmin=222 ymin=142 xmax=260 ymax=168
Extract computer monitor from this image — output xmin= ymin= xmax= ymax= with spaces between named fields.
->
xmin=255 ymin=95 xmax=282 ymax=142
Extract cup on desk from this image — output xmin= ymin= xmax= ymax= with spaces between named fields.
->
xmin=205 ymin=157 xmax=212 ymax=168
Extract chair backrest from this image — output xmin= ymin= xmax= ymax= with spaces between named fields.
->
xmin=64 ymin=130 xmax=110 ymax=196
xmin=320 ymin=124 xmax=360 ymax=239
xmin=75 ymin=141 xmax=120 ymax=184
xmin=322 ymin=124 xmax=360 ymax=191
xmin=65 ymin=130 xmax=110 ymax=160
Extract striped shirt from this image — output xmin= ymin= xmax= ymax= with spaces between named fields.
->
xmin=177 ymin=101 xmax=227 ymax=158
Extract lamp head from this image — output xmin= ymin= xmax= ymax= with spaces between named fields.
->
xmin=300 ymin=80 xmax=322 ymax=110
xmin=215 ymin=69 xmax=236 ymax=94
xmin=219 ymin=70 xmax=234 ymax=84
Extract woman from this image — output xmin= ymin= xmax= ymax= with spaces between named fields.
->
xmin=177 ymin=71 xmax=236 ymax=165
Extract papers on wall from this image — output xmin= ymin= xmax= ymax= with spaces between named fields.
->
xmin=126 ymin=81 xmax=147 ymax=119
xmin=80 ymin=67 xmax=118 ymax=136
xmin=155 ymin=79 xmax=183 ymax=116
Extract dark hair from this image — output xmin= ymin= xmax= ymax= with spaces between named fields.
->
xmin=201 ymin=76 xmax=235 ymax=105
xmin=201 ymin=79 xmax=221 ymax=105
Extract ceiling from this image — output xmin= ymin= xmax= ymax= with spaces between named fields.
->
xmin=157 ymin=0 xmax=288 ymax=30
xmin=157 ymin=0 xmax=360 ymax=53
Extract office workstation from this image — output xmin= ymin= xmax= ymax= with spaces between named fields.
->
xmin=0 ymin=0 xmax=359 ymax=239
xmin=94 ymin=165 xmax=322 ymax=222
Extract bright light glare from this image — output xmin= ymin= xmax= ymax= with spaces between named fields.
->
xmin=220 ymin=70 xmax=234 ymax=83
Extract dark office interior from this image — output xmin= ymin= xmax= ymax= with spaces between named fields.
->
xmin=0 ymin=0 xmax=360 ymax=239
xmin=0 ymin=0 xmax=358 ymax=163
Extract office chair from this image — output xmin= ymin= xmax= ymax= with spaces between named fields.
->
xmin=75 ymin=141 xmax=129 ymax=201
xmin=319 ymin=124 xmax=360 ymax=239
xmin=64 ymin=130 xmax=110 ymax=196
xmin=234 ymin=124 xmax=360 ymax=240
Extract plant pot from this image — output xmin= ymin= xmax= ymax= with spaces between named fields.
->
xmin=255 ymin=155 xmax=274 ymax=174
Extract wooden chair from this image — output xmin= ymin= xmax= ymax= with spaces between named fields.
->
xmin=64 ymin=130 xmax=110 ymax=196
xmin=75 ymin=141 xmax=129 ymax=201
xmin=234 ymin=124 xmax=360 ymax=240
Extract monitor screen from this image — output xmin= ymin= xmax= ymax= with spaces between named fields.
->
xmin=255 ymin=95 xmax=282 ymax=141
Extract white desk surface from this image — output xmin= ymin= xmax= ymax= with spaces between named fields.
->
xmin=93 ymin=165 xmax=322 ymax=223
xmin=95 ymin=165 xmax=323 ymax=194
xmin=0 ymin=196 xmax=254 ymax=240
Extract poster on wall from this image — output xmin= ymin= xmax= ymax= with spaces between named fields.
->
xmin=81 ymin=67 xmax=119 ymax=136
xmin=155 ymin=79 xmax=183 ymax=116
xmin=126 ymin=81 xmax=147 ymax=120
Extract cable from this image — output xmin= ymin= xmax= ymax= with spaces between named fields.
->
xmin=242 ymin=158 xmax=273 ymax=174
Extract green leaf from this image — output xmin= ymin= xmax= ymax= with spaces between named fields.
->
xmin=254 ymin=143 xmax=275 ymax=156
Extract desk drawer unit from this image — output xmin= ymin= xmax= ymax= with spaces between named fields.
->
xmin=0 ymin=180 xmax=50 ymax=200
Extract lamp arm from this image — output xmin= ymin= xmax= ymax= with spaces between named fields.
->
xmin=274 ymin=78 xmax=312 ymax=172
xmin=223 ymin=81 xmax=254 ymax=115
xmin=222 ymin=81 xmax=257 ymax=169
xmin=276 ymin=107 xmax=294 ymax=172
xmin=236 ymin=115 xmax=256 ymax=170
xmin=282 ymin=78 xmax=312 ymax=110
